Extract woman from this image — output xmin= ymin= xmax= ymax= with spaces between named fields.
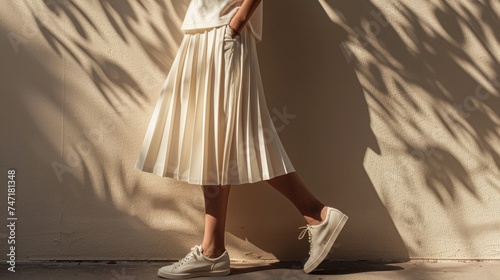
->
xmin=134 ymin=0 xmax=348 ymax=278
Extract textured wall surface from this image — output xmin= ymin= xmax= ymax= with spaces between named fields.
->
xmin=0 ymin=0 xmax=499 ymax=262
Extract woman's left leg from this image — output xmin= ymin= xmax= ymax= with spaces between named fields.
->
xmin=266 ymin=171 xmax=348 ymax=273
xmin=157 ymin=184 xmax=232 ymax=279
xmin=266 ymin=172 xmax=327 ymax=225
xmin=201 ymin=184 xmax=231 ymax=258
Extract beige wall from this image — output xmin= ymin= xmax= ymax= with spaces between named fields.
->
xmin=1 ymin=0 xmax=499 ymax=262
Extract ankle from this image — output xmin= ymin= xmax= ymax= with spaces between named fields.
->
xmin=201 ymin=244 xmax=226 ymax=258
xmin=203 ymin=249 xmax=226 ymax=258
xmin=305 ymin=205 xmax=327 ymax=225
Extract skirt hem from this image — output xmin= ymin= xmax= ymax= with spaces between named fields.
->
xmin=135 ymin=163 xmax=296 ymax=186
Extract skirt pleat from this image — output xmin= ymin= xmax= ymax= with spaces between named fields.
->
xmin=135 ymin=24 xmax=295 ymax=185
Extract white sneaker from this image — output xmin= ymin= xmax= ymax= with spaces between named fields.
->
xmin=298 ymin=207 xmax=348 ymax=273
xmin=157 ymin=245 xmax=231 ymax=279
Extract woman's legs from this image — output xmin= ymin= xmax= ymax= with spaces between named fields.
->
xmin=266 ymin=172 xmax=327 ymax=226
xmin=201 ymin=184 xmax=231 ymax=258
xmin=199 ymin=171 xmax=326 ymax=257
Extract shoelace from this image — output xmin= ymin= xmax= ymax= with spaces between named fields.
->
xmin=173 ymin=246 xmax=200 ymax=269
xmin=298 ymin=225 xmax=313 ymax=255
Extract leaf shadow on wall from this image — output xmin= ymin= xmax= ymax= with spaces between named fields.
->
xmin=0 ymin=0 xmax=209 ymax=261
xmin=314 ymin=0 xmax=499 ymax=259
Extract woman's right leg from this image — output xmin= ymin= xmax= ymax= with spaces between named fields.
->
xmin=201 ymin=184 xmax=231 ymax=258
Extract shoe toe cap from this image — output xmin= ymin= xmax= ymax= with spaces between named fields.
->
xmin=158 ymin=263 xmax=175 ymax=273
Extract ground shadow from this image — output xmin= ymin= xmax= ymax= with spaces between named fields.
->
xmin=230 ymin=260 xmax=404 ymax=276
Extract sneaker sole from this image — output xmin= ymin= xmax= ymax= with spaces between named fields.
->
xmin=303 ymin=213 xmax=348 ymax=273
xmin=158 ymin=268 xmax=230 ymax=279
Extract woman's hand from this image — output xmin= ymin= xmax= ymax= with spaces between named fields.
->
xmin=227 ymin=24 xmax=240 ymax=39
xmin=228 ymin=0 xmax=262 ymax=38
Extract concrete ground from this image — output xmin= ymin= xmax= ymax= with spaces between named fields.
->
xmin=1 ymin=260 xmax=499 ymax=280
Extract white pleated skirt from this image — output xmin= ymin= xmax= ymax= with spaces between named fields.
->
xmin=134 ymin=24 xmax=295 ymax=185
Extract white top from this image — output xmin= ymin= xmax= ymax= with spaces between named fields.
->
xmin=181 ymin=0 xmax=263 ymax=41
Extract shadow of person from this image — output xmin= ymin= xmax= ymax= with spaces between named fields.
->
xmin=229 ymin=260 xmax=403 ymax=276
xmin=312 ymin=260 xmax=405 ymax=275
xmin=226 ymin=0 xmax=409 ymax=263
